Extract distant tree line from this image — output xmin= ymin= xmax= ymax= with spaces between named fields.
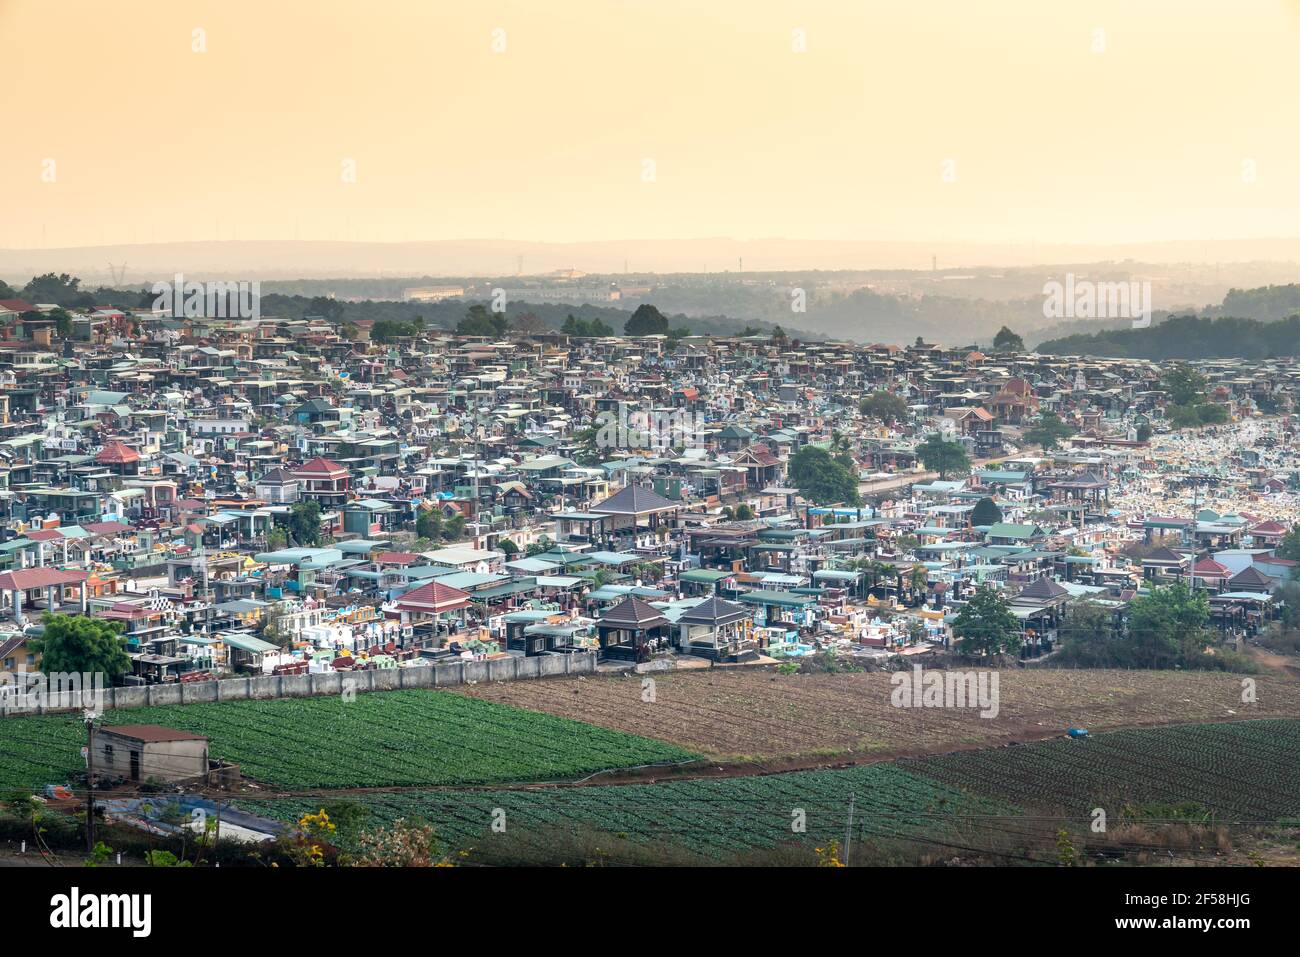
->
xmin=1038 ymin=314 xmax=1300 ymax=360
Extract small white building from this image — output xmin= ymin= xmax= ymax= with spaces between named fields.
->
xmin=96 ymin=725 xmax=209 ymax=784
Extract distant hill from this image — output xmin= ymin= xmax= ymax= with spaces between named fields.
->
xmin=1036 ymin=314 xmax=1300 ymax=359
xmin=1215 ymin=284 xmax=1300 ymax=322
xmin=77 ymin=286 xmax=787 ymax=340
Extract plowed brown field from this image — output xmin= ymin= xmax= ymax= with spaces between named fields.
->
xmin=457 ymin=667 xmax=1300 ymax=766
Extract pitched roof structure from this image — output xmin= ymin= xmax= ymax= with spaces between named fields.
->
xmin=258 ymin=467 xmax=296 ymax=484
xmin=598 ymin=596 xmax=669 ymax=629
xmin=0 ymin=568 xmax=90 ymax=591
xmin=1143 ymin=546 xmax=1187 ymax=564
xmin=678 ymin=596 xmax=750 ymax=626
xmin=394 ymin=580 xmax=471 ymax=613
xmin=293 ymin=457 xmax=348 ymax=477
xmin=1228 ymin=565 xmax=1275 ymax=590
xmin=1016 ymin=577 xmax=1070 ymax=601
xmin=592 ymin=485 xmax=679 ymax=515
xmin=97 ymin=440 xmax=140 ymax=465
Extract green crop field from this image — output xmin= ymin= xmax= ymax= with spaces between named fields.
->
xmin=242 ymin=762 xmax=1011 ymax=860
xmin=0 ymin=690 xmax=699 ymax=790
xmin=903 ymin=719 xmax=1300 ymax=822
xmin=240 ymin=719 xmax=1300 ymax=863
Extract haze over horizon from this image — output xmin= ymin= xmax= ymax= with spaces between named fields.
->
xmin=9 ymin=236 xmax=1300 ymax=283
xmin=5 ymin=0 xmax=1300 ymax=260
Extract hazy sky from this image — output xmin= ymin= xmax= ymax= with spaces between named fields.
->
xmin=3 ymin=0 xmax=1300 ymax=249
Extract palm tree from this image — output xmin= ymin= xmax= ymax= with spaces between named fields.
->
xmin=854 ymin=558 xmax=889 ymax=597
xmin=909 ymin=565 xmax=929 ymax=606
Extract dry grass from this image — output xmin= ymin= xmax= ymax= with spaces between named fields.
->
xmin=456 ymin=667 xmax=1300 ymax=765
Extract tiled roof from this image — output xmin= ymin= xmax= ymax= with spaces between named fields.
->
xmin=97 ymin=440 xmax=140 ymax=464
xmin=598 ymin=596 xmax=669 ymax=628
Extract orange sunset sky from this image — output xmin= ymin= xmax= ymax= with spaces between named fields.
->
xmin=3 ymin=0 xmax=1299 ymax=251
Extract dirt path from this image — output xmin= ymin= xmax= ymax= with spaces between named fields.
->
xmin=1243 ymin=644 xmax=1300 ymax=677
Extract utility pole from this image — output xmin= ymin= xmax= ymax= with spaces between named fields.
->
xmin=85 ymin=713 xmax=96 ymax=852
xmin=843 ymin=792 xmax=855 ymax=866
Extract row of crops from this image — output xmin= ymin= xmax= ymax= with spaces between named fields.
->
xmin=903 ymin=719 xmax=1300 ymax=822
xmin=241 ymin=763 xmax=1011 ymax=859
xmin=239 ymin=719 xmax=1300 ymax=861
xmin=0 ymin=690 xmax=700 ymax=791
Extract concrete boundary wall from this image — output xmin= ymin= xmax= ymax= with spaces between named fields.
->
xmin=0 ymin=651 xmax=596 ymax=716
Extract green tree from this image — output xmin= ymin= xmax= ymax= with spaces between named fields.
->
xmin=571 ymin=424 xmax=604 ymax=465
xmin=561 ymin=313 xmax=614 ymax=337
xmin=1163 ymin=362 xmax=1207 ymax=406
xmin=371 ymin=318 xmax=420 ymax=342
xmin=951 ymin=586 xmax=1022 ymax=657
xmin=307 ymin=296 xmax=345 ymax=324
xmin=1168 ymin=402 xmax=1228 ymax=428
xmin=289 ymin=500 xmax=324 ymax=547
xmin=859 ymin=391 xmax=909 ymax=424
xmin=1127 ymin=582 xmax=1211 ymax=669
xmin=260 ymin=601 xmax=295 ymax=649
xmin=917 ymin=434 xmax=970 ymax=480
xmin=416 ymin=507 xmax=443 ymax=541
xmin=788 ymin=446 xmax=861 ymax=506
xmin=992 ymin=326 xmax=1024 ymax=351
xmin=623 ymin=304 xmax=670 ymax=336
xmin=442 ymin=513 xmax=467 ymax=542
xmin=1056 ymin=599 xmax=1120 ymax=661
xmin=734 ymin=503 xmax=755 ymax=520
xmin=1276 ymin=525 xmax=1300 ymax=562
xmin=510 ymin=312 xmax=547 ymax=334
xmin=497 ymin=538 xmax=519 ymax=557
xmin=457 ymin=304 xmax=508 ymax=337
xmin=908 ymin=565 xmax=929 ymax=604
xmin=50 ymin=308 xmax=74 ymax=338
xmin=1135 ymin=422 xmax=1152 ymax=442
xmin=22 ymin=273 xmax=95 ymax=308
xmin=30 ymin=613 xmax=131 ymax=681
xmin=1022 ymin=411 xmax=1075 ymax=451
xmin=970 ymin=497 xmax=1002 ymax=526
